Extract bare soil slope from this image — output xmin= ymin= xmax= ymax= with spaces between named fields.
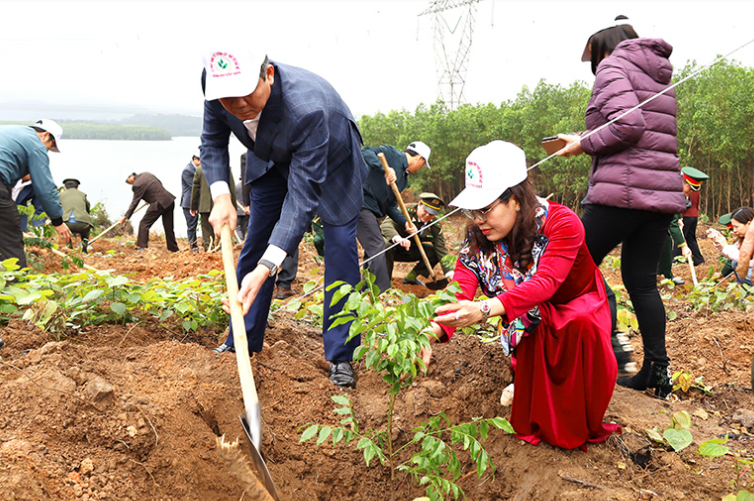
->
xmin=2 ymin=217 xmax=752 ymax=500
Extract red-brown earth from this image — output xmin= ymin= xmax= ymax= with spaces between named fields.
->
xmin=1 ymin=216 xmax=753 ymax=500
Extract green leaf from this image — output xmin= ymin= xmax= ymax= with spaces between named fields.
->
xmin=331 ymin=395 xmax=350 ymax=406
xmin=331 ymin=427 xmax=344 ymax=445
xmin=110 ymin=302 xmax=127 ymax=316
xmin=490 ymin=417 xmax=515 ymax=434
xmin=316 ymin=426 xmax=332 ymax=446
xmin=663 ymin=428 xmax=693 ymax=452
xmin=697 ymin=436 xmax=729 ymax=458
xmin=299 ymin=424 xmax=319 ymax=442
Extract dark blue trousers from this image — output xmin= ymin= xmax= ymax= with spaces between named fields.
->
xmin=183 ymin=208 xmax=198 ymax=248
xmin=223 ymin=167 xmax=360 ymax=362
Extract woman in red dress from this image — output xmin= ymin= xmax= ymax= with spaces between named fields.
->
xmin=425 ymin=141 xmax=620 ymax=450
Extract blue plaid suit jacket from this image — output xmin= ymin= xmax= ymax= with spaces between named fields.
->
xmin=201 ymin=62 xmax=367 ymax=255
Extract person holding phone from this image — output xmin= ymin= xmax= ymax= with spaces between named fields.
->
xmin=556 ymin=16 xmax=685 ymax=399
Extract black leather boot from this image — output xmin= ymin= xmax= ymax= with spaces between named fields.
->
xmin=647 ymin=362 xmax=672 ymax=399
xmin=616 ymin=359 xmax=651 ymax=390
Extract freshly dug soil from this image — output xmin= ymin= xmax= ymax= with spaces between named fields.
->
xmin=2 ymin=216 xmax=752 ymax=500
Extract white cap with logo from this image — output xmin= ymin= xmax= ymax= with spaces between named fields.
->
xmin=33 ymin=119 xmax=63 ymax=153
xmin=407 ymin=141 xmax=431 ymax=169
xmin=449 ymin=141 xmax=527 ymax=210
xmin=202 ymin=47 xmax=266 ymax=101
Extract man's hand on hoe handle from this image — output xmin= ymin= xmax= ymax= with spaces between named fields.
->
xmin=209 ymin=194 xmax=238 ymax=238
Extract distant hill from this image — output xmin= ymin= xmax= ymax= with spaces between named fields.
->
xmin=113 ymin=114 xmax=202 ymax=137
xmin=0 ymin=121 xmax=171 ymax=141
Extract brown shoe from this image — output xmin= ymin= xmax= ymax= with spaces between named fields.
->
xmin=275 ymin=287 xmax=296 ymax=300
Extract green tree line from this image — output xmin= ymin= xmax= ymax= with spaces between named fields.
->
xmin=0 ymin=121 xmax=171 ymax=140
xmin=358 ymin=59 xmax=754 ymax=220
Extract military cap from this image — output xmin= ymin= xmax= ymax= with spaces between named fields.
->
xmin=681 ymin=167 xmax=709 ymax=191
xmin=419 ymin=192 xmax=445 ymax=215
xmin=718 ymin=213 xmax=733 ymax=228
xmin=62 ymin=178 xmax=80 ymax=188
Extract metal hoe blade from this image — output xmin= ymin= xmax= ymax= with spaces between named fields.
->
xmin=425 ymin=278 xmax=449 ymax=290
xmin=240 ymin=415 xmax=281 ymax=501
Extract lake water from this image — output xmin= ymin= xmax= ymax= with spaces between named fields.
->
xmin=47 ymin=136 xmax=248 ymax=238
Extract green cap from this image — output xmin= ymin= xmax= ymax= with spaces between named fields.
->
xmin=419 ymin=192 xmax=445 ymax=215
xmin=681 ymin=167 xmax=709 ymax=191
xmin=718 ymin=213 xmax=733 ymax=226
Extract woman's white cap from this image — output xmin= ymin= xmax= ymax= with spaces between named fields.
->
xmin=449 ymin=141 xmax=527 ymax=210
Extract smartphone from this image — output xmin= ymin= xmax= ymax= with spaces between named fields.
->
xmin=541 ymin=136 xmax=566 ymax=155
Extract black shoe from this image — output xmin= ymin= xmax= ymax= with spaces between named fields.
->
xmin=647 ymin=362 xmax=672 ymax=400
xmin=275 ymin=287 xmax=296 ymax=300
xmin=212 ymin=343 xmax=235 ymax=354
xmin=612 ymin=331 xmax=637 ymax=377
xmin=617 ymin=360 xmax=651 ymax=391
xmin=329 ymin=361 xmax=355 ymax=388
xmin=0 ymin=338 xmax=4 ymax=349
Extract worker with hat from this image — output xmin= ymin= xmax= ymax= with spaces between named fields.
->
xmin=380 ymin=192 xmax=453 ymax=285
xmin=59 ymin=178 xmax=93 ymax=253
xmin=658 ymin=167 xmax=708 ymax=284
xmin=359 ymin=141 xmax=430 ymax=292
xmin=0 ymin=119 xmax=71 ymax=267
xmin=673 ymin=167 xmax=710 ymax=266
xmin=199 ymin=46 xmax=368 ymax=388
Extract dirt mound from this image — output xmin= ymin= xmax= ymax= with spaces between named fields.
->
xmin=2 ymin=216 xmax=752 ymax=500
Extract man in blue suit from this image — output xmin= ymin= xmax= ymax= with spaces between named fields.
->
xmin=180 ymin=149 xmax=201 ymax=252
xmin=201 ymin=48 xmax=367 ymax=387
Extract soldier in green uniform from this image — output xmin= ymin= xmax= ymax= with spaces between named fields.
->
xmin=59 ymin=178 xmax=93 ymax=253
xmin=657 ymin=167 xmax=708 ymax=284
xmin=380 ymin=192 xmax=454 ymax=285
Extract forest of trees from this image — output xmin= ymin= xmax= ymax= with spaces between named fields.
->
xmin=357 ymin=59 xmax=754 ymax=220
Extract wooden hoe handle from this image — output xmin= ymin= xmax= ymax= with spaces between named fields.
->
xmin=377 ymin=152 xmax=436 ymax=281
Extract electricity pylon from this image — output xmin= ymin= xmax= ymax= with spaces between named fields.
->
xmin=419 ymin=0 xmax=482 ymax=109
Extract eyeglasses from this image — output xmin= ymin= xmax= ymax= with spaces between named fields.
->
xmin=461 ymin=198 xmax=502 ymax=222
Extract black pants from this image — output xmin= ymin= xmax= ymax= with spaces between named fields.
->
xmin=276 ymin=249 xmax=299 ymax=289
xmin=138 ymin=202 xmax=179 ymax=252
xmin=236 ymin=214 xmax=249 ymax=240
xmin=0 ymin=182 xmax=27 ymax=267
xmin=673 ymin=216 xmax=705 ymax=266
xmin=385 ymin=241 xmax=440 ymax=279
xmin=65 ymin=222 xmax=91 ymax=253
xmin=582 ymin=204 xmax=673 ymax=364
xmin=356 ymin=209 xmax=391 ymax=292
xmin=183 ymin=208 xmax=198 ymax=249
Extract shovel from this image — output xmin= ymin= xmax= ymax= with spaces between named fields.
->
xmin=220 ymin=224 xmax=280 ymax=500
xmin=377 ymin=153 xmax=448 ymax=291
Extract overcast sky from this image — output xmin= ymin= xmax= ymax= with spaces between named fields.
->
xmin=2 ymin=1 xmax=753 ymax=119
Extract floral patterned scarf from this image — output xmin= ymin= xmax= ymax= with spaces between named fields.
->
xmin=458 ymin=199 xmax=550 ymax=356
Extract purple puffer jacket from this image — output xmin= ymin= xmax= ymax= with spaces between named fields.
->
xmin=581 ymin=38 xmax=685 ymax=214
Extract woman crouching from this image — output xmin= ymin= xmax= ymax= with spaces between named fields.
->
xmin=424 ymin=141 xmax=620 ymax=450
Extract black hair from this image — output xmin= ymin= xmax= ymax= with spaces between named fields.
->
xmin=464 ymin=178 xmax=539 ymax=272
xmin=404 ymin=148 xmax=419 ymax=157
xmin=588 ymin=16 xmax=639 ymax=75
xmin=30 ymin=126 xmax=56 ymax=148
xmin=260 ymin=55 xmax=270 ymax=78
xmin=731 ymin=207 xmax=754 ymax=225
